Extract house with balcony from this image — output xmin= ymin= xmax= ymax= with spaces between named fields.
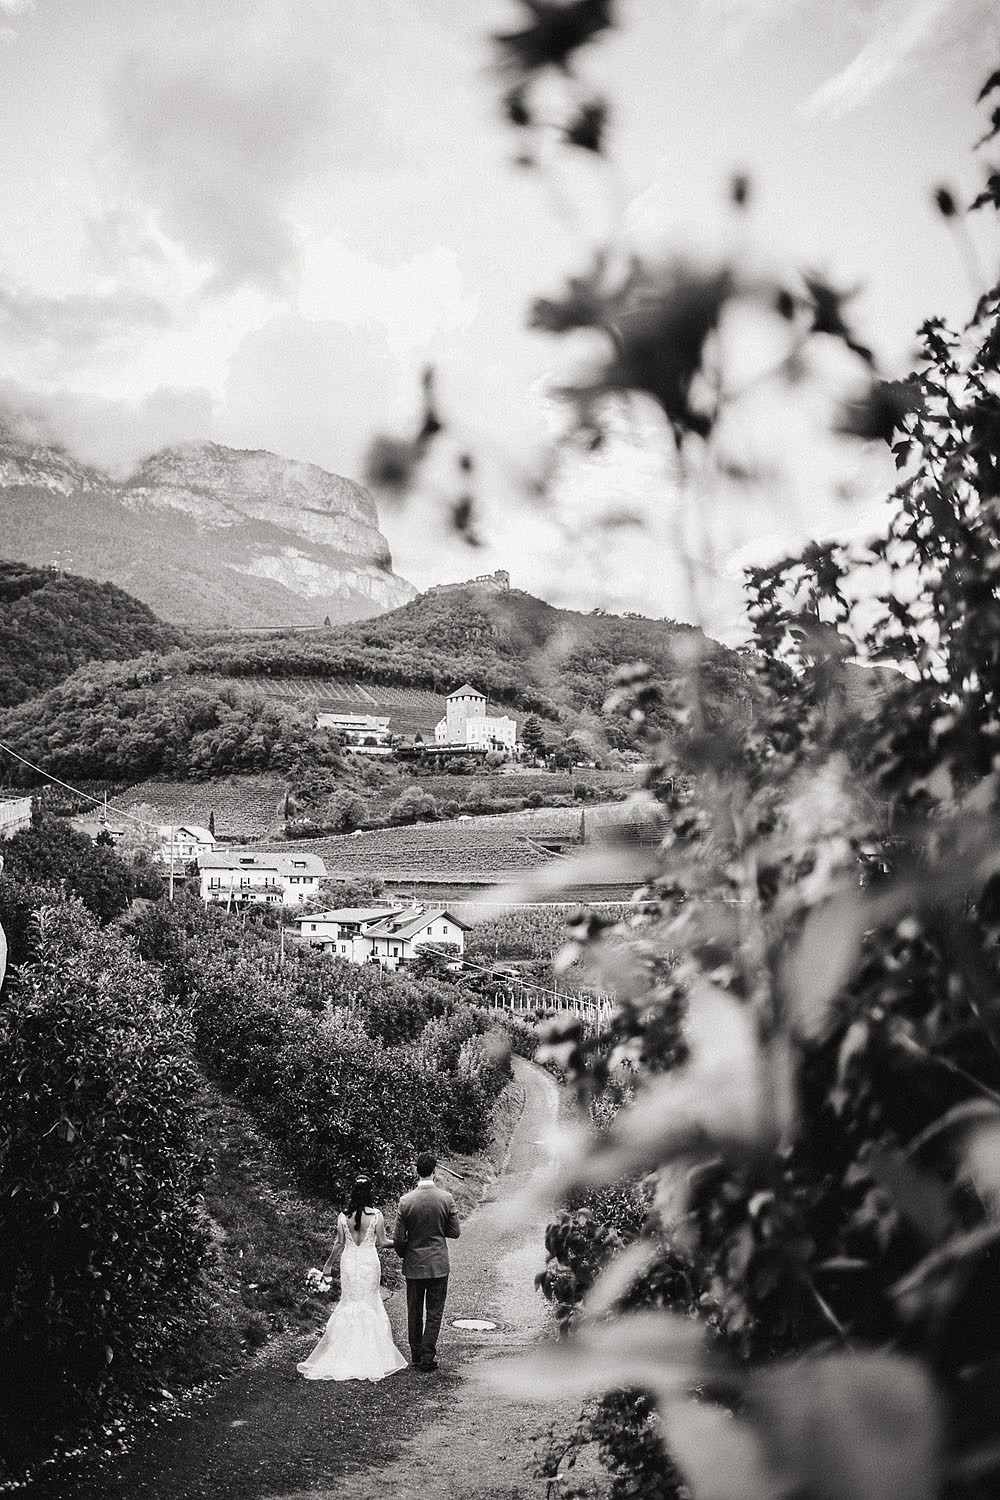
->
xmin=199 ymin=850 xmax=326 ymax=908
xmin=158 ymin=824 xmax=217 ymax=868
xmin=291 ymin=903 xmax=468 ymax=969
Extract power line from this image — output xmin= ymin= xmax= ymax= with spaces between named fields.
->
xmin=0 ymin=739 xmax=277 ymax=848
xmin=0 ymin=738 xmax=164 ymax=831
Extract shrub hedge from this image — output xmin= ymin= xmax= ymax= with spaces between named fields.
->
xmin=0 ymin=903 xmax=210 ymax=1464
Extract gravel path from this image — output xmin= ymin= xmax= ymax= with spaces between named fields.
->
xmin=99 ymin=1057 xmax=573 ymax=1500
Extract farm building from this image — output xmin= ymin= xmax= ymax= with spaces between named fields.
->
xmin=199 ymin=850 xmax=326 ymax=908
xmin=292 ymin=902 xmax=468 ymax=970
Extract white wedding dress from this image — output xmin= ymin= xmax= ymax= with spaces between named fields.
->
xmin=297 ymin=1211 xmax=407 ymax=1382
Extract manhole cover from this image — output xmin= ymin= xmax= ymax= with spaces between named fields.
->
xmin=452 ymin=1318 xmax=497 ymax=1331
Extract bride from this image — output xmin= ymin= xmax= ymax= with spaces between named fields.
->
xmin=297 ymin=1177 xmax=408 ymax=1382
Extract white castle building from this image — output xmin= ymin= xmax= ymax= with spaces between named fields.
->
xmin=434 ymin=684 xmax=517 ymax=752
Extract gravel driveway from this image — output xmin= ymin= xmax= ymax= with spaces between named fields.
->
xmin=97 ymin=1057 xmax=575 ymax=1500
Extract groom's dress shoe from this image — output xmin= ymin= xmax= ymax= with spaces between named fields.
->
xmin=418 ymin=1359 xmax=438 ymax=1372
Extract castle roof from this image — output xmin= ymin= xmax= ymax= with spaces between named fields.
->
xmin=448 ymin=683 xmax=485 ymax=699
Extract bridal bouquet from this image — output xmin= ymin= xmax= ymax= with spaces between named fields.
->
xmin=305 ymin=1267 xmax=332 ymax=1294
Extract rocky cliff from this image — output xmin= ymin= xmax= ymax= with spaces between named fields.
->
xmin=0 ymin=425 xmax=415 ymax=628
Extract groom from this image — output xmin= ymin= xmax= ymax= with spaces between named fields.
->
xmin=392 ymin=1151 xmax=460 ymax=1373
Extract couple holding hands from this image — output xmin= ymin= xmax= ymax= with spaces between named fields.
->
xmin=297 ymin=1151 xmax=460 ymax=1383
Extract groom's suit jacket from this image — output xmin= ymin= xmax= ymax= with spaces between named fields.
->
xmin=393 ymin=1180 xmax=460 ymax=1279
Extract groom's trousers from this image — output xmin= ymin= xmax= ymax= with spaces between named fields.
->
xmin=405 ymin=1274 xmax=448 ymax=1365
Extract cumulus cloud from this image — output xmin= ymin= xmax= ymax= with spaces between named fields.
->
xmin=0 ymin=379 xmax=216 ymax=476
xmin=108 ymin=10 xmax=337 ymax=292
xmin=0 ymin=282 xmax=170 ymax=376
xmin=220 ymin=312 xmax=405 ymax=477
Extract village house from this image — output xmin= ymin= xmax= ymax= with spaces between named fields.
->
xmin=71 ymin=815 xmax=126 ymax=844
xmin=199 ymin=849 xmax=326 ymax=908
xmin=433 ymin=685 xmax=518 ymax=753
xmin=157 ymin=824 xmax=217 ymax=867
xmin=315 ymin=711 xmax=393 ymax=755
xmin=291 ymin=903 xmax=468 ymax=970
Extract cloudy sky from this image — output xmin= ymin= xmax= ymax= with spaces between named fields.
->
xmin=0 ymin=0 xmax=995 ymax=635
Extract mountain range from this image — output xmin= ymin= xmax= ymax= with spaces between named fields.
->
xmin=0 ymin=420 xmax=416 ymax=628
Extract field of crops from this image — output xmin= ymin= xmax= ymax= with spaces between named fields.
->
xmin=464 ymin=903 xmax=630 ymax=958
xmin=115 ymin=776 xmax=287 ymax=839
xmin=255 ymin=816 xmax=556 ymax=877
xmin=192 ymin=677 xmax=480 ymax=737
xmin=361 ymin=768 xmax=635 ymax=823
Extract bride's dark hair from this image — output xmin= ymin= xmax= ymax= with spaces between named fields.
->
xmin=347 ymin=1177 xmax=373 ymax=1232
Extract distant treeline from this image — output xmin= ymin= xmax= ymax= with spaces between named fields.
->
xmin=0 ymin=656 xmax=345 ymax=784
xmin=0 ymin=560 xmax=184 ymax=709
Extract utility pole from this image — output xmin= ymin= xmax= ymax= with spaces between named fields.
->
xmin=169 ymin=829 xmax=176 ymax=901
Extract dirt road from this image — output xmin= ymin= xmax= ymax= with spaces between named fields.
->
xmin=100 ymin=1057 xmax=570 ymax=1500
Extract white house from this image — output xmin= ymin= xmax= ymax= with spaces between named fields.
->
xmin=291 ymin=903 xmax=468 ymax=969
xmin=292 ymin=905 xmax=405 ymax=960
xmin=462 ymin=713 xmax=518 ymax=751
xmin=363 ymin=906 xmax=470 ymax=970
xmin=158 ymin=824 xmax=217 ymax=867
xmin=0 ymin=795 xmax=32 ymax=840
xmin=315 ymin=712 xmax=393 ymax=755
xmin=199 ymin=850 xmax=327 ymax=908
xmin=433 ymin=684 xmax=518 ymax=752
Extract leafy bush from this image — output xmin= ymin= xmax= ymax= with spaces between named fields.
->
xmin=0 ymin=872 xmax=63 ymax=970
xmin=0 ymin=903 xmax=209 ymax=1462
xmin=483 ymin=1008 xmax=539 ymax=1059
xmin=389 ymin=786 xmax=439 ymax=824
xmin=1 ymin=813 xmax=135 ymax=924
xmin=325 ymin=788 xmax=367 ymax=832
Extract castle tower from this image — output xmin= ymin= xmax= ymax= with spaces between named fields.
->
xmin=446 ymin=684 xmax=487 ymax=743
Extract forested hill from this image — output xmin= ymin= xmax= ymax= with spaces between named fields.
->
xmin=185 ymin=585 xmax=748 ymax=718
xmin=0 ymin=583 xmax=752 ymax=785
xmin=0 ymin=562 xmax=185 ymax=709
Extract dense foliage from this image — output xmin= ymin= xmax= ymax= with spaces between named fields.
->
xmin=0 ymin=561 xmax=183 ymax=710
xmin=115 ymin=899 xmax=513 ymax=1197
xmin=1 ymin=812 xmax=141 ymax=925
xmin=395 ymin=16 xmax=1000 ymax=1500
xmin=0 ymin=656 xmax=346 ymax=784
xmin=0 ymin=873 xmax=514 ymax=1479
xmin=0 ymin=903 xmax=209 ymax=1465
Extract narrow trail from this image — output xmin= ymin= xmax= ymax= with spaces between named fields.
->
xmin=102 ymin=1058 xmax=573 ymax=1500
